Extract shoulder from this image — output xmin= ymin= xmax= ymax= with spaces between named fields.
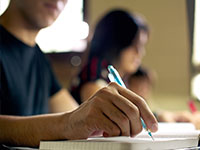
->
xmin=80 ymin=79 xmax=108 ymax=101
xmin=82 ymin=79 xmax=107 ymax=91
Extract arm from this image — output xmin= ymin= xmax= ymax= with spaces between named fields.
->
xmin=49 ymin=88 xmax=79 ymax=113
xmin=157 ymin=110 xmax=200 ymax=129
xmin=0 ymin=82 xmax=158 ymax=147
xmin=0 ymin=113 xmax=68 ymax=147
xmin=156 ymin=110 xmax=193 ymax=122
xmin=80 ymin=79 xmax=108 ymax=102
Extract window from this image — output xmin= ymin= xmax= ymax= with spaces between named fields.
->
xmin=191 ymin=0 xmax=200 ymax=100
xmin=0 ymin=0 xmax=88 ymax=53
xmin=193 ymin=0 xmax=200 ymax=66
xmin=36 ymin=0 xmax=89 ymax=53
xmin=0 ymin=0 xmax=10 ymax=15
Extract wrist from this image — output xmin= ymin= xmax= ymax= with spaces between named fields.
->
xmin=59 ymin=112 xmax=72 ymax=140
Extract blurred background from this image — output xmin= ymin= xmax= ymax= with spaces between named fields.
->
xmin=1 ymin=0 xmax=199 ymax=111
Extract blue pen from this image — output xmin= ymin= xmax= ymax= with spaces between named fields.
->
xmin=107 ymin=65 xmax=154 ymax=141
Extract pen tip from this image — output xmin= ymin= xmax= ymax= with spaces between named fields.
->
xmin=148 ymin=132 xmax=154 ymax=141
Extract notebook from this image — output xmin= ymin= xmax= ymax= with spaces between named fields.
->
xmin=39 ymin=123 xmax=200 ymax=150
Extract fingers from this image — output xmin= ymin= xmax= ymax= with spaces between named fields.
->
xmin=102 ymin=93 xmax=143 ymax=136
xmin=69 ymin=82 xmax=158 ymax=140
xmin=93 ymin=83 xmax=152 ymax=136
xmin=107 ymin=82 xmax=158 ymax=133
xmin=94 ymin=113 xmax=120 ymax=137
xmin=113 ymin=94 xmax=143 ymax=136
xmin=99 ymin=99 xmax=131 ymax=136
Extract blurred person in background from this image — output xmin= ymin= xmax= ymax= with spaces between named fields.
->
xmin=70 ymin=7 xmax=200 ymax=130
xmin=70 ymin=9 xmax=149 ymax=104
xmin=128 ymin=66 xmax=156 ymax=102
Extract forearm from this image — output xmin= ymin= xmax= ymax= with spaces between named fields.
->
xmin=49 ymin=89 xmax=79 ymax=113
xmin=0 ymin=113 xmax=68 ymax=147
xmin=80 ymin=81 xmax=106 ymax=102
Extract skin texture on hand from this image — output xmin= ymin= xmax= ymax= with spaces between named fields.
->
xmin=62 ymin=82 xmax=158 ymax=140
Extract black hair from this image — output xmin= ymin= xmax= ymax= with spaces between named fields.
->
xmin=131 ymin=67 xmax=149 ymax=78
xmin=128 ymin=66 xmax=155 ymax=86
xmin=71 ymin=10 xmax=149 ymax=103
xmin=88 ymin=9 xmax=149 ymax=64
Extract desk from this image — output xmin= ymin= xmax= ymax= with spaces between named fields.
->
xmin=2 ymin=144 xmax=200 ymax=150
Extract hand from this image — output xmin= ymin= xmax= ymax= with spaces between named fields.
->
xmin=62 ymin=82 xmax=158 ymax=140
xmin=157 ymin=110 xmax=193 ymax=123
xmin=172 ymin=111 xmax=200 ymax=130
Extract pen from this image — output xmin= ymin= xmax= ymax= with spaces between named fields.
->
xmin=107 ymin=65 xmax=154 ymax=141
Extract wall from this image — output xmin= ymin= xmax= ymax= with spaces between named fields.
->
xmin=87 ymin=0 xmax=192 ymax=111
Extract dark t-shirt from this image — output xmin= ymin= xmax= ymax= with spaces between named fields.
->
xmin=0 ymin=25 xmax=61 ymax=116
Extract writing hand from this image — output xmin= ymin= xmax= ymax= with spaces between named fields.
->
xmin=62 ymin=82 xmax=158 ymax=139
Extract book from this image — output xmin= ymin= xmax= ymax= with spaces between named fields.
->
xmin=39 ymin=123 xmax=200 ymax=150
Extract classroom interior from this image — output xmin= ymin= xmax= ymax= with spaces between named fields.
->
xmin=1 ymin=0 xmax=199 ymax=112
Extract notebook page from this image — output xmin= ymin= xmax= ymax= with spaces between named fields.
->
xmin=39 ymin=123 xmax=200 ymax=150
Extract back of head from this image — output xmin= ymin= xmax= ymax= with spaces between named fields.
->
xmin=128 ymin=66 xmax=156 ymax=90
xmin=128 ymin=66 xmax=155 ymax=100
xmin=88 ymin=9 xmax=140 ymax=63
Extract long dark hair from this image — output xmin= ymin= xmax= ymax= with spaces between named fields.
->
xmin=70 ymin=9 xmax=149 ymax=104
xmin=88 ymin=9 xmax=149 ymax=64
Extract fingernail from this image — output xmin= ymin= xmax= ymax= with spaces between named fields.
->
xmin=151 ymin=123 xmax=158 ymax=132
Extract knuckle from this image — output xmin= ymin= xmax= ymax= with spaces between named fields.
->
xmin=98 ymin=86 xmax=118 ymax=98
xmin=93 ymin=95 xmax=103 ymax=103
xmin=134 ymin=95 xmax=147 ymax=106
xmin=128 ymin=105 xmax=140 ymax=118
xmin=90 ymin=95 xmax=104 ymax=106
xmin=108 ymin=82 xmax=118 ymax=87
xmin=97 ymin=87 xmax=112 ymax=95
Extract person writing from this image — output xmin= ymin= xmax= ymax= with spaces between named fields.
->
xmin=0 ymin=0 xmax=158 ymax=147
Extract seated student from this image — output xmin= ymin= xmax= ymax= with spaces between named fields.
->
xmin=0 ymin=0 xmax=158 ymax=147
xmin=70 ymin=9 xmax=149 ymax=104
xmin=127 ymin=66 xmax=156 ymax=102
